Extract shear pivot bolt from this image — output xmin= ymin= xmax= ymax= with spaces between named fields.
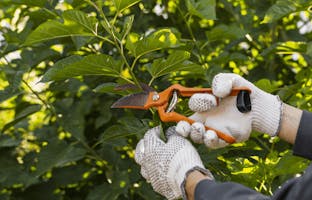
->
xmin=152 ymin=92 xmax=160 ymax=101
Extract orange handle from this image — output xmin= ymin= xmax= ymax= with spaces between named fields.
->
xmin=145 ymin=84 xmax=251 ymax=109
xmin=158 ymin=105 xmax=236 ymax=144
xmin=174 ymin=84 xmax=251 ymax=97
xmin=146 ymin=84 xmax=252 ymax=143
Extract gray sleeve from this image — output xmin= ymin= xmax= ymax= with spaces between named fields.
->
xmin=195 ymin=164 xmax=312 ymax=200
xmin=194 ymin=180 xmax=269 ymax=200
xmin=293 ymin=110 xmax=312 ymax=160
xmin=194 ymin=111 xmax=312 ymax=200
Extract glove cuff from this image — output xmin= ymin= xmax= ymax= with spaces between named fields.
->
xmin=252 ymin=90 xmax=283 ymax=136
xmin=180 ymin=166 xmax=214 ymax=200
xmin=167 ymin=146 xmax=209 ymax=199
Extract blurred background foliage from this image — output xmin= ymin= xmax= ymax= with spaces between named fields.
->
xmin=0 ymin=0 xmax=311 ymax=199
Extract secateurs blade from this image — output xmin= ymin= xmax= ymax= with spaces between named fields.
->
xmin=111 ymin=84 xmax=251 ymax=144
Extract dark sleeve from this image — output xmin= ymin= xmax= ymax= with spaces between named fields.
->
xmin=293 ymin=110 xmax=312 ymax=160
xmin=194 ymin=179 xmax=269 ymax=200
xmin=195 ymin=111 xmax=312 ymax=200
xmin=195 ymin=163 xmax=312 ymax=200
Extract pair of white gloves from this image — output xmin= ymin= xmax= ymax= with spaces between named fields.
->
xmin=134 ymin=73 xmax=283 ymax=199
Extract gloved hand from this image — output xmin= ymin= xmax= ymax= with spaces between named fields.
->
xmin=135 ymin=126 xmax=213 ymax=200
xmin=176 ymin=73 xmax=283 ymax=149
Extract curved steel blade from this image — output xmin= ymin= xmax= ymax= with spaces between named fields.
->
xmin=111 ymin=92 xmax=150 ymax=109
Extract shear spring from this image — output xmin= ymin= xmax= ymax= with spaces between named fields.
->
xmin=166 ymin=90 xmax=178 ymax=113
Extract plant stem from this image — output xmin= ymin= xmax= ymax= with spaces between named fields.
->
xmin=22 ymin=80 xmax=56 ymax=113
xmin=148 ymin=77 xmax=155 ymax=86
xmin=94 ymin=34 xmax=115 ymax=45
xmin=177 ymin=7 xmax=205 ymax=65
xmin=86 ymin=0 xmax=142 ymax=89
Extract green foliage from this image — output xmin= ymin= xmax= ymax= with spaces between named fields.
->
xmin=186 ymin=0 xmax=216 ymax=20
xmin=0 ymin=0 xmax=311 ymax=199
xmin=24 ymin=10 xmax=96 ymax=45
xmin=42 ymin=54 xmax=123 ymax=81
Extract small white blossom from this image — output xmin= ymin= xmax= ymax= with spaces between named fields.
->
xmin=153 ymin=4 xmax=168 ymax=19
xmin=297 ymin=11 xmax=312 ymax=35
xmin=300 ymin=11 xmax=309 ymax=22
xmin=292 ymin=53 xmax=300 ymax=61
xmin=239 ymin=42 xmax=250 ymax=50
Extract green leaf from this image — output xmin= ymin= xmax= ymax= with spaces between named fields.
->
xmin=71 ymin=36 xmax=92 ymax=49
xmin=148 ymin=50 xmax=203 ymax=79
xmin=2 ymin=104 xmax=41 ymax=132
xmin=21 ymin=48 xmax=60 ymax=68
xmin=34 ymin=138 xmax=86 ymax=176
xmin=41 ymin=55 xmax=82 ymax=82
xmin=24 ymin=20 xmax=93 ymax=46
xmin=120 ymin=15 xmax=134 ymax=40
xmin=42 ymin=54 xmax=123 ymax=82
xmin=63 ymin=10 xmax=97 ymax=33
xmin=274 ymin=151 xmax=308 ymax=175
xmin=86 ymin=170 xmax=129 ymax=200
xmin=186 ymin=0 xmax=216 ymax=20
xmin=18 ymin=182 xmax=61 ymax=200
xmin=101 ymin=125 xmax=130 ymax=144
xmin=118 ymin=116 xmax=151 ymax=138
xmin=24 ymin=10 xmax=96 ymax=46
xmin=0 ymin=135 xmax=20 ymax=148
xmin=276 ymin=41 xmax=307 ymax=57
xmin=93 ymin=82 xmax=125 ymax=95
xmin=51 ymin=165 xmax=88 ymax=186
xmin=306 ymin=42 xmax=312 ymax=58
xmin=60 ymin=98 xmax=94 ymax=142
xmin=254 ymin=79 xmax=279 ymax=93
xmin=0 ymin=70 xmax=24 ymax=103
xmin=113 ymin=0 xmax=142 ymax=13
xmin=0 ymin=0 xmax=45 ymax=6
xmin=86 ymin=183 xmax=120 ymax=200
xmin=206 ymin=24 xmax=245 ymax=41
xmin=126 ymin=29 xmax=181 ymax=58
xmin=261 ymin=0 xmax=310 ymax=24
xmin=0 ymin=149 xmax=38 ymax=187
xmin=0 ymin=89 xmax=22 ymax=104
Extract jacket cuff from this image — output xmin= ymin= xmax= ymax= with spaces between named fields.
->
xmin=293 ymin=110 xmax=312 ymax=160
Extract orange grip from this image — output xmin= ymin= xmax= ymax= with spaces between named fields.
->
xmin=184 ymin=118 xmax=236 ymax=144
xmin=158 ymin=106 xmax=236 ymax=144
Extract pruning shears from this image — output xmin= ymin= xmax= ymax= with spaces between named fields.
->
xmin=111 ymin=84 xmax=251 ymax=144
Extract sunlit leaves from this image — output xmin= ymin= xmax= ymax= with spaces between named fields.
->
xmin=186 ymin=0 xmax=216 ymax=20
xmin=42 ymin=54 xmax=124 ymax=82
xmin=206 ymin=24 xmax=245 ymax=41
xmin=274 ymin=151 xmax=308 ymax=175
xmin=62 ymin=10 xmax=97 ymax=33
xmin=24 ymin=10 xmax=96 ymax=45
xmin=126 ymin=29 xmax=181 ymax=58
xmin=147 ymin=51 xmax=204 ymax=80
xmin=113 ymin=0 xmax=141 ymax=13
xmin=276 ymin=41 xmax=307 ymax=53
xmin=119 ymin=15 xmax=135 ymax=41
xmin=2 ymin=104 xmax=41 ymax=132
xmin=1 ymin=0 xmax=312 ymax=199
xmin=261 ymin=0 xmax=311 ymax=23
xmin=0 ymin=0 xmax=45 ymax=6
xmin=255 ymin=79 xmax=279 ymax=93
xmin=24 ymin=21 xmax=90 ymax=45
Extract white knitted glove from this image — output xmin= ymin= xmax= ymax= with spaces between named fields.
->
xmin=176 ymin=73 xmax=282 ymax=149
xmin=135 ymin=126 xmax=213 ymax=200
